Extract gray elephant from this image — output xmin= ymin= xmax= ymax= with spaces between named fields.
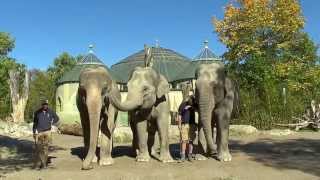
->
xmin=195 ymin=63 xmax=235 ymax=162
xmin=77 ymin=66 xmax=120 ymax=170
xmin=109 ymin=66 xmax=173 ymax=163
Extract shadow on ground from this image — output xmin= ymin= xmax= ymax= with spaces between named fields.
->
xmin=0 ymin=135 xmax=65 ymax=175
xmin=230 ymin=138 xmax=320 ymax=177
xmin=70 ymin=145 xmax=137 ymax=160
xmin=71 ymin=143 xmax=181 ymax=161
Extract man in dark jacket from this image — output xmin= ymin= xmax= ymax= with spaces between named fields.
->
xmin=33 ymin=100 xmax=60 ymax=169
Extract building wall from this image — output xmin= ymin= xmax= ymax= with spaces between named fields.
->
xmin=55 ymin=83 xmax=185 ymax=126
xmin=56 ymin=83 xmax=80 ymax=124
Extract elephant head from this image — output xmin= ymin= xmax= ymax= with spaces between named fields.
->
xmin=195 ymin=63 xmax=226 ymax=153
xmin=78 ymin=66 xmax=117 ymax=170
xmin=109 ymin=66 xmax=169 ymax=111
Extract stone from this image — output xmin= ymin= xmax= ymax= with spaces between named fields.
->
xmin=229 ymin=125 xmax=258 ymax=135
xmin=262 ymin=129 xmax=294 ymax=136
xmin=113 ymin=127 xmax=133 ymax=143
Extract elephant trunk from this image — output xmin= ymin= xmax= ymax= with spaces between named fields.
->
xmin=197 ymin=81 xmax=216 ymax=154
xmin=82 ymin=89 xmax=101 ymax=170
xmin=109 ymin=87 xmax=143 ymax=112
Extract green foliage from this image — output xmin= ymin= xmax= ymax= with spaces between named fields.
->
xmin=216 ymin=0 xmax=320 ymax=129
xmin=25 ymin=70 xmax=56 ymax=122
xmin=0 ymin=57 xmax=26 ymax=119
xmin=0 ymin=32 xmax=15 ymax=56
xmin=47 ymin=52 xmax=77 ymax=84
xmin=0 ymin=32 xmax=79 ymax=122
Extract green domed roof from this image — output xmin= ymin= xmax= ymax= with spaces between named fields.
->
xmin=57 ymin=49 xmax=120 ymax=85
xmin=175 ymin=41 xmax=223 ymax=82
xmin=111 ymin=46 xmax=192 ymax=83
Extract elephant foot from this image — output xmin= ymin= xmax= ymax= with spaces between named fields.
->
xmin=217 ymin=151 xmax=232 ymax=162
xmin=195 ymin=154 xmax=208 ymax=161
xmin=81 ymin=162 xmax=93 ymax=170
xmin=159 ymin=153 xmax=174 ymax=163
xmin=99 ymin=157 xmax=114 ymax=166
xmin=151 ymin=147 xmax=159 ymax=157
xmin=92 ymin=155 xmax=98 ymax=163
xmin=136 ymin=153 xmax=150 ymax=162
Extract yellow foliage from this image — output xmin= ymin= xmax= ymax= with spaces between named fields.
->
xmin=213 ymin=0 xmax=304 ymax=62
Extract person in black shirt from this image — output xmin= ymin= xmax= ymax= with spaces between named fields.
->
xmin=33 ymin=100 xmax=60 ymax=169
xmin=176 ymin=95 xmax=197 ymax=162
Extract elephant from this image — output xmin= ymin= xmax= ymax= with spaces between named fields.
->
xmin=109 ymin=66 xmax=173 ymax=163
xmin=77 ymin=66 xmax=120 ymax=170
xmin=195 ymin=63 xmax=235 ymax=162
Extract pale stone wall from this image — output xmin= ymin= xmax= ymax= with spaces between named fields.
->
xmin=56 ymin=83 xmax=80 ymax=124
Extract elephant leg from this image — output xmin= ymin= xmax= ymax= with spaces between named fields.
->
xmin=147 ymin=120 xmax=157 ymax=157
xmin=99 ymin=105 xmax=116 ymax=166
xmin=129 ymin=112 xmax=139 ymax=156
xmin=212 ymin=114 xmax=218 ymax=151
xmin=156 ymin=113 xmax=174 ymax=163
xmin=136 ymin=119 xmax=150 ymax=162
xmin=99 ymin=107 xmax=114 ymax=166
xmin=195 ymin=123 xmax=208 ymax=161
xmin=79 ymin=102 xmax=90 ymax=158
xmin=215 ymin=109 xmax=231 ymax=162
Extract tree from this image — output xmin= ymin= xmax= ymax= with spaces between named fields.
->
xmin=25 ymin=70 xmax=56 ymax=122
xmin=0 ymin=32 xmax=15 ymax=56
xmin=9 ymin=68 xmax=29 ymax=123
xmin=213 ymin=0 xmax=304 ymax=63
xmin=213 ymin=0 xmax=319 ymax=129
xmin=47 ymin=52 xmax=77 ymax=84
xmin=0 ymin=58 xmax=28 ymax=120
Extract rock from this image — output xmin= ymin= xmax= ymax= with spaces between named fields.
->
xmin=113 ymin=127 xmax=132 ymax=143
xmin=262 ymin=129 xmax=294 ymax=136
xmin=229 ymin=125 xmax=258 ymax=135
xmin=0 ymin=147 xmax=16 ymax=159
xmin=0 ymin=121 xmax=32 ymax=138
xmin=59 ymin=123 xmax=83 ymax=136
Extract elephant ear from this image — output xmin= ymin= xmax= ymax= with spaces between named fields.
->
xmin=157 ymin=75 xmax=170 ymax=98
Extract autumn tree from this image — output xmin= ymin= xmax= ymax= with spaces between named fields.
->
xmin=213 ymin=0 xmax=317 ymax=91
xmin=213 ymin=0 xmax=319 ymax=128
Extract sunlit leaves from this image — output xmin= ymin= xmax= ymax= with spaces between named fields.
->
xmin=0 ymin=32 xmax=15 ymax=56
xmin=213 ymin=0 xmax=304 ymax=62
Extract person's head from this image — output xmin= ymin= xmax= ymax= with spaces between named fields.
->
xmin=41 ymin=100 xmax=49 ymax=110
xmin=186 ymin=95 xmax=195 ymax=106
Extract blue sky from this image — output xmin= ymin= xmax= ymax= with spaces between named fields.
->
xmin=0 ymin=0 xmax=319 ymax=69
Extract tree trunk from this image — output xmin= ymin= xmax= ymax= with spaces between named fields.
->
xmin=8 ymin=70 xmax=29 ymax=123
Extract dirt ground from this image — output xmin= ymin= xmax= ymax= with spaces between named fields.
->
xmin=1 ymin=131 xmax=320 ymax=180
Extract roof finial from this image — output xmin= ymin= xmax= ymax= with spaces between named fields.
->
xmin=89 ymin=44 xmax=94 ymax=54
xmin=155 ymin=39 xmax=160 ymax=48
xmin=204 ymin=40 xmax=209 ymax=49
